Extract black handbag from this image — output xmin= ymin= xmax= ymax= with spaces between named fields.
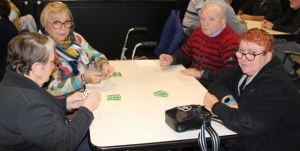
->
xmin=165 ymin=105 xmax=220 ymax=151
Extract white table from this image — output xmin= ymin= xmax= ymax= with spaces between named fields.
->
xmin=87 ymin=60 xmax=238 ymax=150
xmin=237 ymin=16 xmax=289 ymax=35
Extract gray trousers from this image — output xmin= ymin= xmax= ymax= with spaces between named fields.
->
xmin=274 ymin=38 xmax=300 ymax=73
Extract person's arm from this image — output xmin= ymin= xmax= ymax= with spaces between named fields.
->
xmin=75 ymin=32 xmax=114 ymax=78
xmin=171 ymin=28 xmax=199 ymax=66
xmin=240 ymin=14 xmax=265 ymax=21
xmin=182 ymin=0 xmax=205 ymax=32
xmin=18 ymin=100 xmax=93 ymax=151
xmin=237 ymin=10 xmax=244 ymax=15
xmin=204 ymin=64 xmax=241 ymax=109
xmin=272 ymin=9 xmax=300 ymax=34
xmin=271 ymin=9 xmax=291 ymax=25
xmin=57 ymin=97 xmax=75 ymax=114
xmin=73 ymin=32 xmax=109 ymax=69
xmin=237 ymin=0 xmax=255 ymax=15
xmin=263 ymin=1 xmax=281 ymax=21
xmin=45 ymin=32 xmax=110 ymax=97
xmin=225 ymin=6 xmax=247 ymax=35
xmin=45 ymin=72 xmax=83 ymax=97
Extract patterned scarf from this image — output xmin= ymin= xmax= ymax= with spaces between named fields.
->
xmin=40 ymin=27 xmax=80 ymax=75
xmin=54 ymin=37 xmax=79 ymax=58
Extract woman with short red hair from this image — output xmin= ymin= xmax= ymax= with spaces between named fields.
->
xmin=204 ymin=28 xmax=300 ymax=151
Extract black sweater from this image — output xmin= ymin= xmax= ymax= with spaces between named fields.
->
xmin=0 ymin=66 xmax=93 ymax=151
xmin=208 ymin=57 xmax=300 ymax=151
xmin=272 ymin=8 xmax=300 ymax=43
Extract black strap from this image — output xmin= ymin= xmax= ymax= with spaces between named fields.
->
xmin=198 ymin=119 xmax=220 ymax=151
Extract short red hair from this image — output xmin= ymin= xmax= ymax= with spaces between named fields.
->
xmin=239 ymin=28 xmax=274 ymax=55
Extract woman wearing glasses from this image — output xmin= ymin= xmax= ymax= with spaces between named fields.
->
xmin=0 ymin=32 xmax=101 ymax=151
xmin=204 ymin=28 xmax=300 ymax=151
xmin=39 ymin=2 xmax=114 ymax=97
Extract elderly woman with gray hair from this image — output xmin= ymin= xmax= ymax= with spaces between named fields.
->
xmin=0 ymin=32 xmax=101 ymax=151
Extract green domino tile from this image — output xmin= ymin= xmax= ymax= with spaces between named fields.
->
xmin=153 ymin=90 xmax=169 ymax=97
xmin=107 ymin=94 xmax=121 ymax=101
xmin=112 ymin=72 xmax=122 ymax=77
xmin=107 ymin=95 xmax=114 ymax=100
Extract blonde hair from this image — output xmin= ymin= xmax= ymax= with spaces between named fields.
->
xmin=40 ymin=2 xmax=75 ymax=32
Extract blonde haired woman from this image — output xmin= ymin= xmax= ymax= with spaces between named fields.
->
xmin=39 ymin=2 xmax=114 ymax=97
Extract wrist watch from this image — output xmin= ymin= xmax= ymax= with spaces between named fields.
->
xmin=224 ymin=97 xmax=236 ymax=106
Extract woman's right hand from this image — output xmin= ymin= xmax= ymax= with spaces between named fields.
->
xmin=84 ymin=72 xmax=105 ymax=84
xmin=81 ymin=91 xmax=101 ymax=112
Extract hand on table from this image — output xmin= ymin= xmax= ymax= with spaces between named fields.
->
xmin=180 ymin=68 xmax=202 ymax=78
xmin=203 ymin=92 xmax=219 ymax=110
xmin=81 ymin=91 xmax=101 ymax=112
xmin=84 ymin=72 xmax=105 ymax=84
xmin=261 ymin=20 xmax=273 ymax=30
xmin=204 ymin=92 xmax=239 ymax=110
xmin=66 ymin=92 xmax=85 ymax=110
xmin=240 ymin=14 xmax=250 ymax=20
xmin=159 ymin=54 xmax=173 ymax=67
xmin=101 ymin=63 xmax=114 ymax=79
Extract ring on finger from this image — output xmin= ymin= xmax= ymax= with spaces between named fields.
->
xmin=97 ymin=80 xmax=100 ymax=84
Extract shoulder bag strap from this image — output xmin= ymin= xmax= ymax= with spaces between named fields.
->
xmin=198 ymin=119 xmax=220 ymax=151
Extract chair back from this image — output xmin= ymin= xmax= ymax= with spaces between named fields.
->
xmin=154 ymin=10 xmax=184 ymax=57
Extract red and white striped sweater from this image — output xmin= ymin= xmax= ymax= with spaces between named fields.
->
xmin=171 ymin=24 xmax=239 ymax=88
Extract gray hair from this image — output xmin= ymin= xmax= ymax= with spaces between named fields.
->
xmin=7 ymin=32 xmax=55 ymax=75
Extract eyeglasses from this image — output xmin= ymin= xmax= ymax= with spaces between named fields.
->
xmin=236 ymin=49 xmax=267 ymax=61
xmin=49 ymin=21 xmax=73 ymax=29
xmin=49 ymin=59 xmax=59 ymax=66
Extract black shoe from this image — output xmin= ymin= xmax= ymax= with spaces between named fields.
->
xmin=288 ymin=72 xmax=299 ymax=80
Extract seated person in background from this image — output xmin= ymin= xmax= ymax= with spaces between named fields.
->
xmin=261 ymin=0 xmax=300 ymax=80
xmin=39 ymin=2 xmax=114 ymax=97
xmin=182 ymin=0 xmax=247 ymax=36
xmin=237 ymin=0 xmax=281 ymax=21
xmin=0 ymin=0 xmax=19 ymax=81
xmin=8 ymin=0 xmax=20 ymax=32
xmin=204 ymin=28 xmax=300 ymax=151
xmin=0 ymin=32 xmax=101 ymax=151
xmin=182 ymin=0 xmax=205 ymax=32
xmin=160 ymin=4 xmax=239 ymax=88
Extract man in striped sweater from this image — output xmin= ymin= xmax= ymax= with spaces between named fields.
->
xmin=159 ymin=3 xmax=239 ymax=88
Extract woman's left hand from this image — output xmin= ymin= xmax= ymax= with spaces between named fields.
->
xmin=101 ymin=63 xmax=114 ymax=79
xmin=66 ymin=92 xmax=85 ymax=110
xmin=203 ymin=92 xmax=219 ymax=110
